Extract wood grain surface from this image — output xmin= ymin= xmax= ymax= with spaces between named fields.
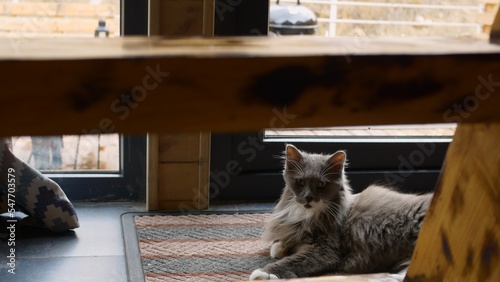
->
xmin=1 ymin=37 xmax=500 ymax=136
xmin=406 ymin=123 xmax=500 ymax=282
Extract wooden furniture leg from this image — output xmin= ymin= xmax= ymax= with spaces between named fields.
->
xmin=490 ymin=0 xmax=500 ymax=41
xmin=406 ymin=123 xmax=500 ymax=282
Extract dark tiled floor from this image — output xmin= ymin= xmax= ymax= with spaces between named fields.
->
xmin=0 ymin=202 xmax=145 ymax=282
xmin=0 ymin=202 xmax=274 ymax=282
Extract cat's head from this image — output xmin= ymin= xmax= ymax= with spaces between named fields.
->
xmin=283 ymin=144 xmax=350 ymax=210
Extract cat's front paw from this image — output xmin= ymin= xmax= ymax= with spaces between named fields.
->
xmin=249 ymin=269 xmax=279 ymax=280
xmin=388 ymin=273 xmax=405 ymax=282
xmin=270 ymin=241 xmax=285 ymax=259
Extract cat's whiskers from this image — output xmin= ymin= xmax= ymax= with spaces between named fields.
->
xmin=286 ymin=169 xmax=303 ymax=176
xmin=320 ymin=159 xmax=344 ymax=173
xmin=320 ymin=163 xmax=343 ymax=181
xmin=320 ymin=173 xmax=342 ymax=182
xmin=321 ymin=200 xmax=345 ymax=227
xmin=287 ymin=159 xmax=304 ymax=175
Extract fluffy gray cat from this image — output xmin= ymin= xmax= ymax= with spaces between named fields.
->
xmin=250 ymin=144 xmax=433 ymax=280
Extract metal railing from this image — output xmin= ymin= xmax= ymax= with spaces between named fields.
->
xmin=275 ymin=0 xmax=482 ymax=36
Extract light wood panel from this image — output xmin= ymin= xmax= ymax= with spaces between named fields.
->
xmin=148 ymin=132 xmax=210 ymax=211
xmin=149 ymin=0 xmax=214 ymax=36
xmin=158 ymin=163 xmax=204 ymax=205
xmin=158 ymin=133 xmax=205 ymax=162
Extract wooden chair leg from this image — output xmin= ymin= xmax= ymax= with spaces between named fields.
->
xmin=406 ymin=123 xmax=500 ymax=282
xmin=490 ymin=0 xmax=500 ymax=42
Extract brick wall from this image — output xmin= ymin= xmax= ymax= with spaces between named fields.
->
xmin=0 ymin=0 xmax=120 ymax=38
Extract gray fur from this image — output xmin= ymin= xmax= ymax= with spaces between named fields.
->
xmin=252 ymin=144 xmax=433 ymax=279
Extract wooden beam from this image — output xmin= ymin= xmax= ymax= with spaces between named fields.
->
xmin=406 ymin=123 xmax=500 ymax=282
xmin=4 ymin=36 xmax=500 ymax=59
xmin=1 ymin=37 xmax=500 ymax=136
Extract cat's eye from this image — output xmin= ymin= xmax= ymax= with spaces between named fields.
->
xmin=317 ymin=181 xmax=327 ymax=188
xmin=295 ymin=178 xmax=305 ymax=186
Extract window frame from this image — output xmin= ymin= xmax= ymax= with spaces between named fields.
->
xmin=210 ymin=132 xmax=449 ymax=201
xmin=48 ymin=135 xmax=146 ymax=201
xmin=43 ymin=0 xmax=149 ymax=202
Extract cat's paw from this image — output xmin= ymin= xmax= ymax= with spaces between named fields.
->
xmin=270 ymin=241 xmax=285 ymax=259
xmin=249 ymin=269 xmax=279 ymax=280
xmin=388 ymin=273 xmax=405 ymax=282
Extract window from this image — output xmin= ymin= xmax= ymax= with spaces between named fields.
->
xmin=1 ymin=1 xmax=121 ymax=38
xmin=12 ymin=135 xmax=120 ymax=172
xmin=3 ymin=0 xmax=147 ymax=201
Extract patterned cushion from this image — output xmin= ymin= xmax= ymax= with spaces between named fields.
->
xmin=0 ymin=138 xmax=79 ymax=232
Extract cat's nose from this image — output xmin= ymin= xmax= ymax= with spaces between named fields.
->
xmin=305 ymin=195 xmax=313 ymax=203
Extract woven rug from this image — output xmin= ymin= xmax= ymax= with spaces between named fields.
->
xmin=130 ymin=213 xmax=276 ymax=282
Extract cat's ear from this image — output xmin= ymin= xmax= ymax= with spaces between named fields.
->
xmin=285 ymin=144 xmax=302 ymax=170
xmin=326 ymin=151 xmax=346 ymax=174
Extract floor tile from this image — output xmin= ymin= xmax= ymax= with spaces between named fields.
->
xmin=0 ymin=256 xmax=126 ymax=282
xmin=0 ymin=202 xmax=144 ymax=281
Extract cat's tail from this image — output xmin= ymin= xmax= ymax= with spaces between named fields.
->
xmin=386 ymin=260 xmax=409 ymax=282
xmin=393 ymin=258 xmax=410 ymax=272
xmin=397 ymin=258 xmax=410 ymax=269
xmin=389 ymin=259 xmax=410 ymax=281
xmin=388 ymin=272 xmax=406 ymax=282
